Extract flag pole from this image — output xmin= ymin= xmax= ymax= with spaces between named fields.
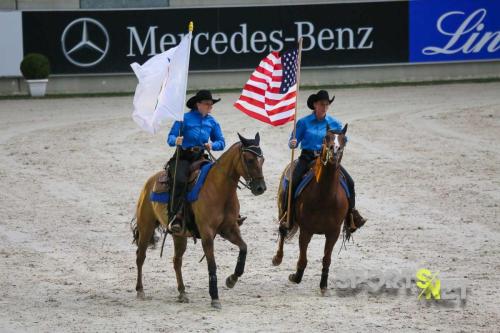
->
xmin=169 ymin=21 xmax=193 ymax=226
xmin=284 ymin=37 xmax=303 ymax=229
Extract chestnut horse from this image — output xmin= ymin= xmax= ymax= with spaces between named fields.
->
xmin=272 ymin=125 xmax=349 ymax=295
xmin=132 ymin=133 xmax=266 ymax=309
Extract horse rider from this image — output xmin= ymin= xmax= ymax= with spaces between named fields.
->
xmin=166 ymin=90 xmax=225 ymax=233
xmin=286 ymin=90 xmax=366 ymax=228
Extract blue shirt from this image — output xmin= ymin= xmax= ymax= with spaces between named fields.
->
xmin=291 ymin=113 xmax=345 ymax=151
xmin=167 ymin=109 xmax=225 ymax=151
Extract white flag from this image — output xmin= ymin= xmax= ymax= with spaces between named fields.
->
xmin=131 ymin=33 xmax=192 ymax=134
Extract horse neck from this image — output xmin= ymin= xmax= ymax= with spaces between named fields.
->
xmin=209 ymin=143 xmax=241 ymax=191
xmin=317 ymin=161 xmax=340 ymax=198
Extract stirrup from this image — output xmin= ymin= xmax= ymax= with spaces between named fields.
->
xmin=168 ymin=214 xmax=183 ymax=233
xmin=278 ymin=212 xmax=290 ymax=229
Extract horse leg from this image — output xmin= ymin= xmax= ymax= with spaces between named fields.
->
xmin=135 ymin=217 xmax=156 ymax=299
xmin=289 ymin=229 xmax=313 ymax=284
xmin=320 ymin=231 xmax=340 ymax=296
xmin=201 ymin=234 xmax=221 ymax=309
xmin=172 ymin=235 xmax=188 ymax=303
xmin=272 ymin=225 xmax=287 ymax=266
xmin=222 ymin=225 xmax=247 ymax=289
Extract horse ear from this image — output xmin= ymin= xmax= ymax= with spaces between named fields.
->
xmin=342 ymin=123 xmax=348 ymax=135
xmin=238 ymin=132 xmax=249 ymax=146
xmin=326 ymin=124 xmax=330 ymax=133
xmin=254 ymin=132 xmax=260 ymax=145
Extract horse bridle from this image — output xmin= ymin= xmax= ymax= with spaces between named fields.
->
xmin=320 ymin=132 xmax=344 ymax=167
xmin=207 ymin=143 xmax=264 ymax=191
xmin=239 ymin=144 xmax=264 ymax=188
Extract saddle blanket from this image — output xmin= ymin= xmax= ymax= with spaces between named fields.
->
xmin=282 ymin=169 xmax=351 ymax=200
xmin=150 ymin=162 xmax=214 ymax=204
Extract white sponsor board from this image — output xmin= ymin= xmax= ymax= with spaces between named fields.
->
xmin=0 ymin=11 xmax=23 ymax=77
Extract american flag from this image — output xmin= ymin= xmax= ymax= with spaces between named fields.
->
xmin=234 ymin=49 xmax=299 ymax=126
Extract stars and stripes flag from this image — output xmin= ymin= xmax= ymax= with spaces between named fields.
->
xmin=234 ymin=49 xmax=299 ymax=126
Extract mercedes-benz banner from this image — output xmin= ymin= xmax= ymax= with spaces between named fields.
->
xmin=22 ymin=1 xmax=408 ymax=74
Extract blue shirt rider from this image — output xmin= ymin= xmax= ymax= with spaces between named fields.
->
xmin=286 ymin=90 xmax=366 ymax=228
xmin=290 ymin=113 xmax=345 ymax=151
xmin=166 ymin=90 xmax=225 ymax=233
xmin=167 ymin=107 xmax=225 ymax=151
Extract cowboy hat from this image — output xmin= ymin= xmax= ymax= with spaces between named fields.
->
xmin=186 ymin=90 xmax=221 ymax=109
xmin=307 ymin=90 xmax=335 ymax=110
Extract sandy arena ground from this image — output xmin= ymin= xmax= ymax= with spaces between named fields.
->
xmin=1 ymin=82 xmax=499 ymax=332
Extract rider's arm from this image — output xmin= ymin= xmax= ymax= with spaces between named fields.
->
xmin=209 ymin=121 xmax=225 ymax=151
xmin=167 ymin=121 xmax=182 ymax=147
xmin=289 ymin=118 xmax=305 ymax=148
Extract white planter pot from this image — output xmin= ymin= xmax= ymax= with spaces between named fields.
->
xmin=26 ymin=79 xmax=48 ymax=97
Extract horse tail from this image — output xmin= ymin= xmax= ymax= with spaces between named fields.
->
xmin=130 ymin=214 xmax=139 ymax=246
xmin=132 ymin=173 xmax=164 ymax=249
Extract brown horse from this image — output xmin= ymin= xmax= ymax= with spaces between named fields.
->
xmin=132 ymin=133 xmax=266 ymax=309
xmin=272 ymin=125 xmax=350 ymax=295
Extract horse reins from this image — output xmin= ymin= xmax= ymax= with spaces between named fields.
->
xmin=207 ymin=149 xmax=249 ymax=190
xmin=207 ymin=144 xmax=263 ymax=191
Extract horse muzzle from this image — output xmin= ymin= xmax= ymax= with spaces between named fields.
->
xmin=250 ymin=179 xmax=266 ymax=195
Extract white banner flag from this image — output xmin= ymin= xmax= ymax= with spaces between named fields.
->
xmin=131 ymin=32 xmax=192 ymax=134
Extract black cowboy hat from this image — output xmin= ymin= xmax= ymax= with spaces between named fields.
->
xmin=307 ymin=90 xmax=335 ymax=110
xmin=186 ymin=90 xmax=221 ymax=109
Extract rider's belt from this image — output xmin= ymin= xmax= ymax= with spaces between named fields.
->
xmin=184 ymin=146 xmax=204 ymax=153
xmin=302 ymin=149 xmax=321 ymax=157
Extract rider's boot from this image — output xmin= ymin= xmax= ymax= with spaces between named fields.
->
xmin=348 ymin=208 xmax=367 ymax=233
xmin=236 ymin=215 xmax=247 ymax=226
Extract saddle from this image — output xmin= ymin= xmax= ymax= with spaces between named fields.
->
xmin=152 ymin=157 xmax=212 ymax=239
xmin=153 ymin=157 xmax=211 ymax=194
xmin=187 ymin=159 xmax=211 ymax=185
xmin=281 ymin=160 xmax=351 ymax=211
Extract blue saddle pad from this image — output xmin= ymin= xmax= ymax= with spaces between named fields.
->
xmin=282 ymin=170 xmax=350 ymax=200
xmin=149 ymin=162 xmax=214 ymax=204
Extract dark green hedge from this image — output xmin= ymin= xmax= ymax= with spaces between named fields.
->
xmin=20 ymin=53 xmax=50 ymax=79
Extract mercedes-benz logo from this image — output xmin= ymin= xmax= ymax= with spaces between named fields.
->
xmin=61 ymin=17 xmax=109 ymax=68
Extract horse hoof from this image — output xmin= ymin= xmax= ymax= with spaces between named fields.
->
xmin=321 ymin=288 xmax=330 ymax=297
xmin=272 ymin=255 xmax=282 ymax=266
xmin=211 ymin=299 xmax=222 ymax=309
xmin=226 ymin=275 xmax=237 ymax=289
xmin=289 ymin=274 xmax=299 ymax=284
xmin=177 ymin=292 xmax=189 ymax=303
xmin=136 ymin=290 xmax=146 ymax=300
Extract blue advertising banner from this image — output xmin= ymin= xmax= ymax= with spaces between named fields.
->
xmin=409 ymin=0 xmax=500 ymax=63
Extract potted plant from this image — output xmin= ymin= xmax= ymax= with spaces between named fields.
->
xmin=20 ymin=53 xmax=51 ymax=97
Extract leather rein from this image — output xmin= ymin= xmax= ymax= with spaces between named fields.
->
xmin=207 ymin=143 xmax=264 ymax=191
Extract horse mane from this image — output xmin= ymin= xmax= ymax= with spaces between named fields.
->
xmin=215 ymin=134 xmax=261 ymax=163
xmin=212 ymin=141 xmax=242 ymax=164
